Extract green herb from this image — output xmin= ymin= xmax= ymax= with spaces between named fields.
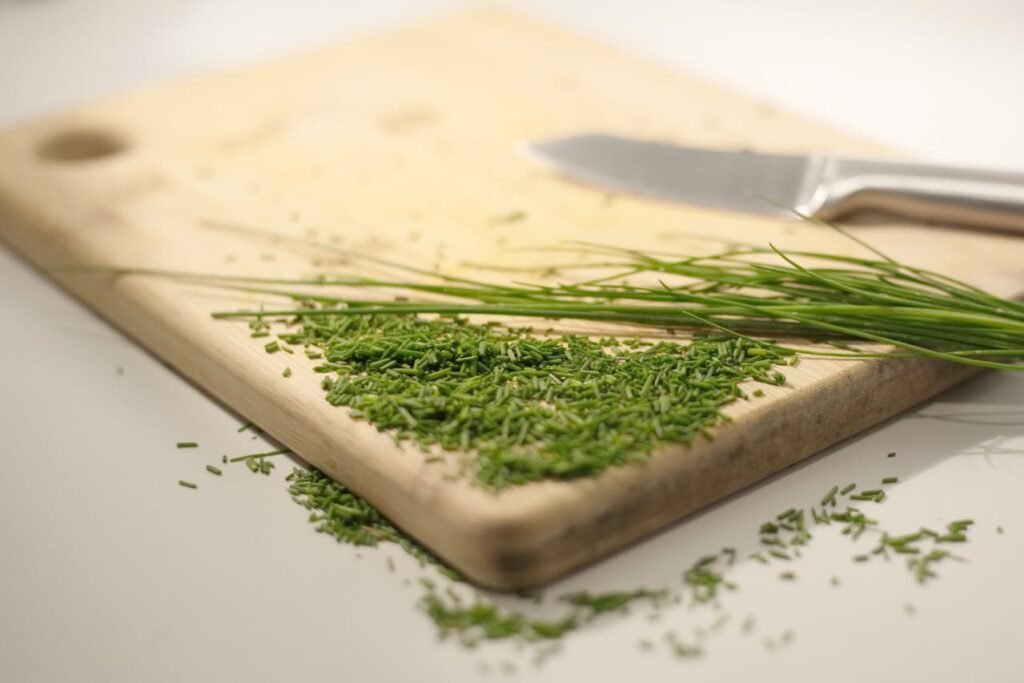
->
xmin=286 ymin=467 xmax=457 ymax=577
xmin=887 ymin=451 xmax=896 ymax=458
xmin=267 ymin=314 xmax=788 ymax=488
xmin=840 ymin=483 xmax=857 ymax=495
xmin=820 ymin=485 xmax=839 ymax=507
xmin=264 ymin=340 xmax=280 ymax=354
xmin=282 ymin=366 xmax=292 ymax=378
xmin=228 ymin=449 xmax=288 ymax=462
xmin=560 ymin=589 xmax=667 ymax=615
xmin=908 ymin=549 xmax=959 ymax=584
xmin=831 ymin=508 xmax=876 ymax=539
xmin=683 ymin=554 xmax=735 ymax=603
xmin=226 ymin=449 xmax=288 ymax=476
xmin=176 ymin=442 xmax=198 ymax=449
xmin=199 ymin=227 xmax=1024 ymax=373
xmin=246 ymin=458 xmax=275 ymax=475
xmin=850 ymin=489 xmax=885 ymax=503
xmin=882 ymin=476 xmax=898 ymax=484
xmin=206 ymin=465 xmax=222 ymax=476
xmin=178 ymin=480 xmax=197 ymax=489
xmin=270 ymin=456 xmax=981 ymax=665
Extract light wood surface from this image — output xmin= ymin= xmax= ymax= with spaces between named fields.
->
xmin=0 ymin=8 xmax=1021 ymax=589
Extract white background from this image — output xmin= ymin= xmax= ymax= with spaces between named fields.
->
xmin=2 ymin=2 xmax=1024 ymax=681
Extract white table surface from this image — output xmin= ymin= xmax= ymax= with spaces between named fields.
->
xmin=2 ymin=2 xmax=1024 ymax=681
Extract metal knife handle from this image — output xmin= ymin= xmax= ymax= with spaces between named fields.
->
xmin=810 ymin=157 xmax=1024 ymax=232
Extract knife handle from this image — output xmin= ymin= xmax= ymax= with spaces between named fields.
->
xmin=811 ymin=157 xmax=1024 ymax=233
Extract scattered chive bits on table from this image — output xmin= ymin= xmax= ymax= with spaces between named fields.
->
xmin=161 ymin=406 xmax=979 ymax=663
xmin=268 ymin=460 xmax=979 ymax=661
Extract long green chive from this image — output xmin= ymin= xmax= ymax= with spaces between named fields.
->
xmin=177 ymin=227 xmax=1024 ymax=373
xmin=176 ymin=442 xmax=198 ymax=449
xmin=228 ymin=449 xmax=289 ymax=462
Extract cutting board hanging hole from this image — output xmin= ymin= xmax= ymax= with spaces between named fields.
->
xmin=36 ymin=128 xmax=128 ymax=162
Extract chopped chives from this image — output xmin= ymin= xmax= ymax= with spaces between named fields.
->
xmin=176 ymin=442 xmax=198 ymax=449
xmin=282 ymin=366 xmax=292 ymax=378
xmin=820 ymin=485 xmax=839 ymax=507
xmin=251 ymin=314 xmax=791 ymax=488
xmin=178 ymin=480 xmax=197 ymax=489
xmin=882 ymin=476 xmax=898 ymax=484
xmin=206 ymin=465 xmax=223 ymax=476
xmin=840 ymin=483 xmax=856 ymax=495
xmin=228 ymin=449 xmax=289 ymax=462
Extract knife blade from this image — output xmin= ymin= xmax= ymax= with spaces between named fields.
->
xmin=527 ymin=133 xmax=1024 ymax=232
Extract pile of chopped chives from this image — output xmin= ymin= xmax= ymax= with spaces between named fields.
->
xmin=270 ymin=313 xmax=792 ymax=488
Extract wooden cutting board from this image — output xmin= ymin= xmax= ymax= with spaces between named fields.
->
xmin=1 ymin=8 xmax=1022 ymax=589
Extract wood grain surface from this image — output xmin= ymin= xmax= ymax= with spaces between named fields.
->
xmin=0 ymin=8 xmax=1021 ymax=589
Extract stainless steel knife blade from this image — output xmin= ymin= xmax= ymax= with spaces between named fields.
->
xmin=527 ymin=133 xmax=1024 ymax=232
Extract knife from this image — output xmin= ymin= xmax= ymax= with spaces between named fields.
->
xmin=528 ymin=133 xmax=1024 ymax=232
